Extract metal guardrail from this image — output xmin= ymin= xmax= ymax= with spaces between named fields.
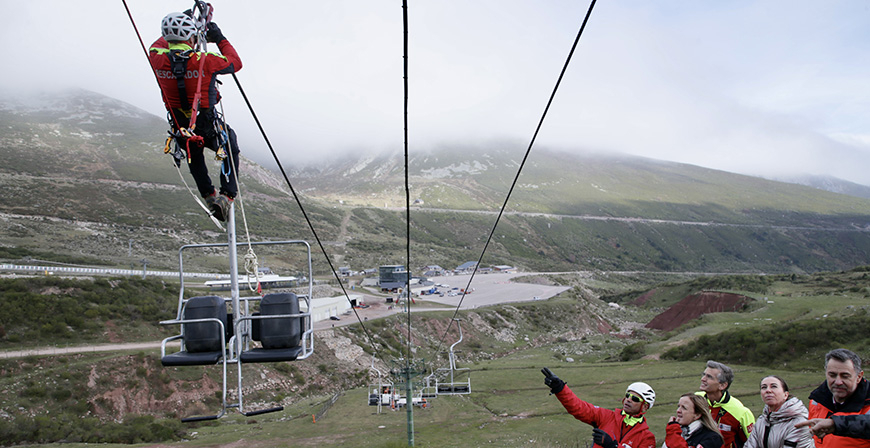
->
xmin=0 ymin=263 xmax=230 ymax=279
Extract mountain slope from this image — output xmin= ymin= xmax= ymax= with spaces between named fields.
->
xmin=2 ymin=89 xmax=870 ymax=274
xmin=773 ymin=173 xmax=870 ymax=199
xmin=0 ymin=89 xmax=342 ymax=273
xmin=291 ymin=146 xmax=870 ymax=224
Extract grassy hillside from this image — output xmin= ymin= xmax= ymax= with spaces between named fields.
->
xmin=289 ymin=146 xmax=870 ymax=273
xmin=2 ymin=268 xmax=869 ymax=446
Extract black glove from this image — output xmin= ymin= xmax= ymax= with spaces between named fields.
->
xmin=593 ymin=428 xmax=618 ymax=448
xmin=206 ymin=22 xmax=225 ymax=43
xmin=541 ymin=367 xmax=565 ymax=395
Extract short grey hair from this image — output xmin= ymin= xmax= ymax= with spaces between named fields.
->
xmin=825 ymin=349 xmax=863 ymax=373
xmin=707 ymin=360 xmax=735 ymax=388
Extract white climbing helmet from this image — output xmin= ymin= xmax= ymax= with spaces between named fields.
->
xmin=626 ymin=382 xmax=655 ymax=408
xmin=161 ymin=12 xmax=197 ymax=42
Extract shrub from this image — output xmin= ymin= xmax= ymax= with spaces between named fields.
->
xmin=619 ymin=342 xmax=647 ymax=361
xmin=663 ymin=312 xmax=870 ymax=370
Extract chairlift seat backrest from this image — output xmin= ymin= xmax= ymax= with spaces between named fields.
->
xmin=260 ymin=292 xmax=300 ymax=349
xmin=162 ymin=295 xmax=227 ymax=367
xmin=183 ymin=296 xmax=228 ymax=352
xmin=240 ymin=292 xmax=303 ymax=363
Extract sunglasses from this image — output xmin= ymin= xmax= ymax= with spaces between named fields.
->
xmin=625 ymin=392 xmax=644 ymax=403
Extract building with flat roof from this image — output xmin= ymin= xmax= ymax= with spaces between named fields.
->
xmin=304 ymin=295 xmax=357 ymax=322
xmin=379 ymin=265 xmax=409 ymax=291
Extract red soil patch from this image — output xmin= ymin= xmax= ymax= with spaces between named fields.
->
xmin=632 ymin=289 xmax=657 ymax=306
xmin=645 ymin=291 xmax=752 ymax=332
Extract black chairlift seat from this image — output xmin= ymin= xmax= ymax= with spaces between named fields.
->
xmin=239 ymin=292 xmax=304 ymax=363
xmin=162 ymin=295 xmax=228 ymax=366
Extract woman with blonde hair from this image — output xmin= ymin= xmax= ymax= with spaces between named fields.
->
xmin=664 ymin=393 xmax=723 ymax=448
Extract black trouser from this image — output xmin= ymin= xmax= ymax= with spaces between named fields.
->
xmin=176 ymin=109 xmax=241 ymax=199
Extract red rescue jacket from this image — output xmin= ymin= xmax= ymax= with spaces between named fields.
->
xmin=696 ymin=391 xmax=755 ymax=448
xmin=808 ymin=379 xmax=870 ymax=448
xmin=555 ymin=385 xmax=656 ymax=448
xmin=148 ymin=37 xmax=242 ymax=113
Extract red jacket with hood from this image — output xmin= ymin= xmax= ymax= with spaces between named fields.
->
xmin=556 ymin=385 xmax=656 ymax=448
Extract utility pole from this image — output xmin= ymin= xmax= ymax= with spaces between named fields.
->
xmin=140 ymin=258 xmax=148 ymax=279
xmin=390 ymin=358 xmax=425 ymax=447
xmin=406 ymin=364 xmax=414 ymax=447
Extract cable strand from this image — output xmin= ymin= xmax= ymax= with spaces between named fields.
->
xmin=430 ymin=0 xmax=599 ymax=366
xmin=229 ymin=73 xmax=388 ymax=364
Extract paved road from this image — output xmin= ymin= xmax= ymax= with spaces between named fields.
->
xmin=1 ymin=273 xmax=568 ymax=359
xmin=0 ymin=341 xmax=163 ymax=359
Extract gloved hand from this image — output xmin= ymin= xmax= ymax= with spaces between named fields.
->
xmin=206 ymin=22 xmax=225 ymax=43
xmin=593 ymin=428 xmax=618 ymax=448
xmin=541 ymin=367 xmax=565 ymax=395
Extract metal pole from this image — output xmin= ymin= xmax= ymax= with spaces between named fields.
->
xmin=227 ymin=201 xmax=241 ymax=410
xmin=406 ymin=366 xmax=413 ymax=446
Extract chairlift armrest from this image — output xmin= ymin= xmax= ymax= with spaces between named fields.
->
xmin=234 ymin=311 xmax=310 ymax=331
xmin=161 ymin=334 xmax=184 ymax=357
xmin=159 ymin=319 xmax=185 ymax=326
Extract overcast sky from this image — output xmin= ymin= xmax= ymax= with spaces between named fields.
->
xmin=4 ymin=1 xmax=870 ymax=185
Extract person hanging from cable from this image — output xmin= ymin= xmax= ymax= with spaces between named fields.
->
xmin=149 ymin=7 xmax=242 ymax=222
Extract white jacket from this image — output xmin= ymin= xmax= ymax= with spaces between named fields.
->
xmin=744 ymin=396 xmax=814 ymax=448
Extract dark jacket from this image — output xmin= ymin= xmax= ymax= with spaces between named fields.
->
xmin=832 ymin=414 xmax=870 ymax=440
xmin=665 ymin=420 xmax=723 ymax=448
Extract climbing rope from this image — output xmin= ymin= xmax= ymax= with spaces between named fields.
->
xmin=215 ymin=101 xmax=261 ymax=293
xmin=229 ymin=72 xmax=388 ymax=363
xmin=173 ymin=159 xmax=225 ymax=230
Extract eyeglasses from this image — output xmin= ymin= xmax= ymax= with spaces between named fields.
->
xmin=625 ymin=392 xmax=644 ymax=403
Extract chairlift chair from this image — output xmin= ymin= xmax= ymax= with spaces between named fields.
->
xmin=160 ymin=295 xmax=231 ymax=421
xmin=434 ymin=318 xmax=471 ymax=396
xmin=367 ymin=355 xmax=398 ymax=414
xmin=160 ymin=207 xmax=314 ymax=422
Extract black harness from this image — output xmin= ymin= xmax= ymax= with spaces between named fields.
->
xmin=162 ymin=47 xmax=229 ymax=167
xmin=168 ymin=49 xmax=192 ymax=112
